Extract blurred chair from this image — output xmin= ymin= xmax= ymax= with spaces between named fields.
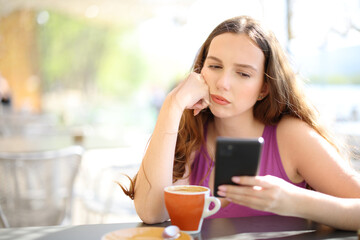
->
xmin=0 ymin=145 xmax=84 ymax=228
xmin=0 ymin=203 xmax=9 ymax=228
xmin=78 ymin=163 xmax=140 ymax=224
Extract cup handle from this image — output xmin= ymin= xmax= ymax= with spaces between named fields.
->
xmin=202 ymin=196 xmax=221 ymax=218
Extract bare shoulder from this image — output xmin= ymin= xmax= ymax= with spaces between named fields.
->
xmin=276 ymin=117 xmax=320 ymax=182
xmin=276 ymin=116 xmax=324 ymax=156
xmin=277 ymin=116 xmax=314 ymax=139
xmin=277 ymin=117 xmax=360 ymax=197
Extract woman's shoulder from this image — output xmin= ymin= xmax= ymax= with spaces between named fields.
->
xmin=276 ymin=116 xmax=322 ymax=157
xmin=275 ymin=116 xmax=326 ymax=183
xmin=277 ymin=116 xmax=315 ymax=139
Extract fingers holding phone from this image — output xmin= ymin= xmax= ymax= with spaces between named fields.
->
xmin=217 ymin=175 xmax=302 ymax=215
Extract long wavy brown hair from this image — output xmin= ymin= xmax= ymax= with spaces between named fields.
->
xmin=119 ymin=15 xmax=341 ymax=199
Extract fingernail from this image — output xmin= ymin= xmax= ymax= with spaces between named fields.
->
xmin=217 ymin=191 xmax=225 ymax=197
xmin=218 ymin=186 xmax=226 ymax=191
xmin=232 ymin=176 xmax=240 ymax=183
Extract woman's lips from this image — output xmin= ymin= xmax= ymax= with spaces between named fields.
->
xmin=210 ymin=94 xmax=230 ymax=105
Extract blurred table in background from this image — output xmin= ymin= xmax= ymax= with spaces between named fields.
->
xmin=0 ymin=135 xmax=73 ymax=152
xmin=0 ymin=111 xmax=123 ymax=150
xmin=0 ymin=134 xmax=128 ymax=152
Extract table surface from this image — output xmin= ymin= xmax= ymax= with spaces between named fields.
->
xmin=0 ymin=215 xmax=357 ymax=240
xmin=0 ymin=134 xmax=129 ymax=152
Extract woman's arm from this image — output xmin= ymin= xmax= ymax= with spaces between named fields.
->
xmin=277 ymin=117 xmax=360 ymax=198
xmin=295 ymin=184 xmax=360 ymax=231
xmin=218 ymin=175 xmax=360 ymax=231
xmin=134 ymin=73 xmax=209 ymax=224
xmin=134 ymin=94 xmax=183 ymax=224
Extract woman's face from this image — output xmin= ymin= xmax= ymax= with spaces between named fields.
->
xmin=201 ymin=33 xmax=266 ymax=119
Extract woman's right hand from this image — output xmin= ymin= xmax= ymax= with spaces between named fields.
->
xmin=170 ymin=72 xmax=210 ymax=116
xmin=134 ymin=72 xmax=209 ymax=224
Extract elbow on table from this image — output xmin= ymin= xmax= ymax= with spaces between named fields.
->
xmin=139 ymin=213 xmax=168 ymax=225
xmin=134 ymin=202 xmax=168 ymax=224
xmin=137 ymin=207 xmax=169 ymax=224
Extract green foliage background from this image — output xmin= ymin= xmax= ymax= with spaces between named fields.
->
xmin=37 ymin=11 xmax=148 ymax=101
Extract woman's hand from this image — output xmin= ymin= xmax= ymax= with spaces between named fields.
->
xmin=217 ymin=175 xmax=302 ymax=216
xmin=170 ymin=72 xmax=210 ymax=116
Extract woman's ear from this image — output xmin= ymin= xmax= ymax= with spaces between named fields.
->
xmin=261 ymin=82 xmax=269 ymax=97
xmin=257 ymin=82 xmax=269 ymax=101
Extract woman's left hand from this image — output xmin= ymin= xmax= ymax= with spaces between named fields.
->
xmin=217 ymin=175 xmax=302 ymax=216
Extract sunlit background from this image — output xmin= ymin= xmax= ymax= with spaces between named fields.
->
xmin=0 ymin=0 xmax=359 ymax=226
xmin=1 ymin=0 xmax=360 ymax=134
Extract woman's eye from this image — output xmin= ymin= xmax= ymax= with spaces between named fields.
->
xmin=208 ymin=65 xmax=222 ymax=69
xmin=237 ymin=72 xmax=250 ymax=78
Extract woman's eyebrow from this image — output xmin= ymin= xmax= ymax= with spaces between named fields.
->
xmin=206 ymin=55 xmax=258 ymax=72
xmin=206 ymin=56 xmax=222 ymax=62
xmin=234 ymin=63 xmax=258 ymax=72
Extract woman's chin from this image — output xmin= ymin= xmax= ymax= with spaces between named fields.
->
xmin=209 ymin=106 xmax=230 ymax=118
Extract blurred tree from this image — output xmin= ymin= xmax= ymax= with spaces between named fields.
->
xmin=37 ymin=11 xmax=148 ymax=101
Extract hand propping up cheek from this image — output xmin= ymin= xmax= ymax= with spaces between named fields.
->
xmin=170 ymin=72 xmax=210 ymax=116
xmin=217 ymin=175 xmax=301 ymax=216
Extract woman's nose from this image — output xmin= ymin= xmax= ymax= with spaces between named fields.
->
xmin=215 ymin=72 xmax=231 ymax=90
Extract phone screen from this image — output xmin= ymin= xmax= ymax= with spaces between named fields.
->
xmin=213 ymin=137 xmax=264 ymax=197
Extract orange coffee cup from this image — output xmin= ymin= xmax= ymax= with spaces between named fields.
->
xmin=164 ymin=185 xmax=221 ymax=234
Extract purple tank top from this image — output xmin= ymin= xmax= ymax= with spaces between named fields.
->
xmin=189 ymin=124 xmax=307 ymax=218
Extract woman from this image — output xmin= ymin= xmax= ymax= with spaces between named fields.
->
xmin=121 ymin=16 xmax=360 ymax=230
